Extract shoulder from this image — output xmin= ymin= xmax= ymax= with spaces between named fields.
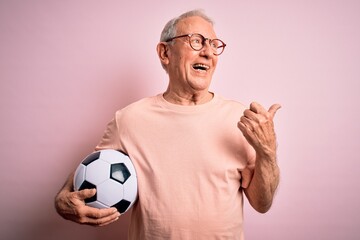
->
xmin=215 ymin=95 xmax=248 ymax=113
xmin=113 ymin=95 xmax=160 ymax=120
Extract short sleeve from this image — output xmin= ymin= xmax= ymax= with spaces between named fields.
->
xmin=95 ymin=115 xmax=122 ymax=151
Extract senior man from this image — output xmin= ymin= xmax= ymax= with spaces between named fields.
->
xmin=55 ymin=9 xmax=281 ymax=240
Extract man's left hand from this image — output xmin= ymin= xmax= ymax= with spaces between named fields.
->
xmin=238 ymin=102 xmax=281 ymax=159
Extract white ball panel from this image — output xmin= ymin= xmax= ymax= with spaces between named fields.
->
xmin=87 ymin=201 xmax=108 ymax=209
xmin=97 ymin=179 xmax=124 ymax=206
xmin=101 ymin=149 xmax=128 ymax=165
xmin=85 ymin=159 xmax=110 ymax=185
xmin=73 ymin=164 xmax=86 ymax=191
xmin=123 ymin=174 xmax=138 ymax=201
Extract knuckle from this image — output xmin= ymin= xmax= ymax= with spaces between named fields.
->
xmin=94 ymin=219 xmax=102 ymax=226
xmin=93 ymin=210 xmax=103 ymax=219
xmin=78 ymin=216 xmax=87 ymax=224
xmin=76 ymin=207 xmax=88 ymax=219
xmin=246 ymin=109 xmax=254 ymax=116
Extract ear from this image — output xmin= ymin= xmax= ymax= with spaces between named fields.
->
xmin=156 ymin=42 xmax=170 ymax=67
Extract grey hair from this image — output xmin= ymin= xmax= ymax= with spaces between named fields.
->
xmin=160 ymin=9 xmax=214 ymax=42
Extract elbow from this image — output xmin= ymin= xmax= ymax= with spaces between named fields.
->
xmin=245 ymin=190 xmax=273 ymax=214
xmin=253 ymin=202 xmax=272 ymax=214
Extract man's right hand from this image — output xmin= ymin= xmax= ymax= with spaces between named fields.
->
xmin=55 ymin=183 xmax=120 ymax=226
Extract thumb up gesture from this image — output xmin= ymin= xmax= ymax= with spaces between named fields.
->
xmin=238 ymin=102 xmax=281 ymax=159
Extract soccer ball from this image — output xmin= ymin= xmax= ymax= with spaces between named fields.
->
xmin=73 ymin=149 xmax=138 ymax=214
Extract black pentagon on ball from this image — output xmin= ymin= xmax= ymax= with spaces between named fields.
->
xmin=79 ymin=180 xmax=97 ymax=203
xmin=110 ymin=163 xmax=131 ymax=184
xmin=112 ymin=199 xmax=131 ymax=214
xmin=82 ymin=151 xmax=101 ymax=166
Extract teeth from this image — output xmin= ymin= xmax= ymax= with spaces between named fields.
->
xmin=193 ymin=64 xmax=209 ymax=71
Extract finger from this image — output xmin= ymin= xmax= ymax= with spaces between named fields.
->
xmin=77 ymin=188 xmax=96 ymax=201
xmin=240 ymin=115 xmax=256 ymax=131
xmin=98 ymin=215 xmax=120 ymax=227
xmin=98 ymin=210 xmax=121 ymax=226
xmin=249 ymin=102 xmax=266 ymax=114
xmin=243 ymin=109 xmax=257 ymax=120
xmin=238 ymin=121 xmax=258 ymax=146
xmin=86 ymin=207 xmax=119 ymax=219
xmin=268 ymin=104 xmax=281 ymax=118
xmin=85 ymin=207 xmax=120 ymax=226
xmin=237 ymin=121 xmax=250 ymax=136
xmin=238 ymin=120 xmax=256 ymax=139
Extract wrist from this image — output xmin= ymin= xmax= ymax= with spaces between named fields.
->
xmin=257 ymin=148 xmax=277 ymax=164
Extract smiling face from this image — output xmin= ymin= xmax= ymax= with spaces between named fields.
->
xmin=159 ymin=16 xmax=219 ymax=103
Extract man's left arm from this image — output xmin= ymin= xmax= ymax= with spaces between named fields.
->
xmin=238 ymin=102 xmax=281 ymax=213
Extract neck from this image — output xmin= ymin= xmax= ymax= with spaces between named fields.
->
xmin=163 ymin=90 xmax=214 ymax=106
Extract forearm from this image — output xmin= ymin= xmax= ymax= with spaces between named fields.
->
xmin=54 ymin=172 xmax=75 ymax=216
xmin=60 ymin=172 xmax=75 ymax=192
xmin=244 ymin=154 xmax=280 ymax=213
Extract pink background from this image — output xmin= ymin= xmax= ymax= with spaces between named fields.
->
xmin=1 ymin=0 xmax=359 ymax=239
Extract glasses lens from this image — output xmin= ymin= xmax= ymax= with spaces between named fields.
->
xmin=211 ymin=39 xmax=225 ymax=55
xmin=189 ymin=34 xmax=225 ymax=55
xmin=189 ymin=34 xmax=204 ymax=50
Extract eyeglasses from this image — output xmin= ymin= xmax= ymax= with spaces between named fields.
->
xmin=166 ymin=33 xmax=226 ymax=56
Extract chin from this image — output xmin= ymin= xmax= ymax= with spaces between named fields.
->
xmin=189 ymin=79 xmax=212 ymax=91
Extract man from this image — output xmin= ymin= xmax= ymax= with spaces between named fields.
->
xmin=55 ymin=10 xmax=281 ymax=239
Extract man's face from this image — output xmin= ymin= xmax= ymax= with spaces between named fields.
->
xmin=166 ymin=16 xmax=219 ymax=94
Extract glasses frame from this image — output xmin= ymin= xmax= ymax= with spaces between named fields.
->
xmin=166 ymin=33 xmax=226 ymax=56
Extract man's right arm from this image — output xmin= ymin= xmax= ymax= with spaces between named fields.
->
xmin=54 ymin=171 xmax=120 ymax=226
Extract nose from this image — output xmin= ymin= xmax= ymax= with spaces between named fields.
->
xmin=199 ymin=40 xmax=214 ymax=58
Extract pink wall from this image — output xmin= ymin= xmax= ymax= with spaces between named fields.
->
xmin=1 ymin=0 xmax=359 ymax=239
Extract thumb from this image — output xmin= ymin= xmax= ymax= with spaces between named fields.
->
xmin=77 ymin=188 xmax=96 ymax=200
xmin=268 ymin=104 xmax=281 ymax=118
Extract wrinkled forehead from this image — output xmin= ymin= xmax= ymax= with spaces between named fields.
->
xmin=176 ymin=16 xmax=217 ymax=39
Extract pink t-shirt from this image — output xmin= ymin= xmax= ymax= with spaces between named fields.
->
xmin=96 ymin=94 xmax=255 ymax=240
